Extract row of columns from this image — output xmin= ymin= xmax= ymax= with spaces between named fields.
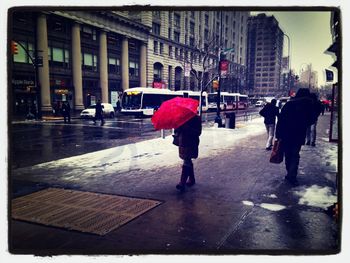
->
xmin=36 ymin=14 xmax=147 ymax=112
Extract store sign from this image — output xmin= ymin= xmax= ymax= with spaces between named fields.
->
xmin=54 ymin=89 xmax=69 ymax=95
xmin=12 ymin=79 xmax=34 ymax=86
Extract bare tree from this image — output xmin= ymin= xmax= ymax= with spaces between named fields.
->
xmin=180 ymin=31 xmax=221 ymax=116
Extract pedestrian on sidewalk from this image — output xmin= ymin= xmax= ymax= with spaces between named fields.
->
xmin=61 ymin=101 xmax=71 ymax=123
xmin=93 ymin=100 xmax=105 ymax=126
xmin=276 ymin=88 xmax=314 ymax=186
xmin=305 ymin=93 xmax=323 ymax=146
xmin=259 ymin=98 xmax=279 ymax=150
xmin=173 ymin=115 xmax=202 ymax=191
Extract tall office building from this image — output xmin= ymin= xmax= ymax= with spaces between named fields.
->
xmin=300 ymin=64 xmax=318 ymax=89
xmin=246 ymin=13 xmax=284 ymax=97
xmin=127 ymin=10 xmax=249 ymax=92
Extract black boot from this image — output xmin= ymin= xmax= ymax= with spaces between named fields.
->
xmin=176 ymin=165 xmax=189 ymax=191
xmin=186 ymin=165 xmax=196 ymax=187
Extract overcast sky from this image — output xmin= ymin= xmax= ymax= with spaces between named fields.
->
xmin=252 ymin=11 xmax=336 ymax=86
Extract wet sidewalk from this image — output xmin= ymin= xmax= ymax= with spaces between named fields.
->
xmin=9 ymin=113 xmax=340 ymax=255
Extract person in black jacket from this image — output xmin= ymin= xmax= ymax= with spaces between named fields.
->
xmin=61 ymin=101 xmax=71 ymax=123
xmin=173 ymin=115 xmax=202 ymax=191
xmin=93 ymin=100 xmax=105 ymax=126
xmin=259 ymin=99 xmax=279 ymax=150
xmin=276 ymin=88 xmax=314 ymax=186
xmin=305 ymin=93 xmax=324 ymax=146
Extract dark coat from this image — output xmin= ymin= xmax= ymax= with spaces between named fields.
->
xmin=259 ymin=103 xmax=279 ymax=124
xmin=174 ymin=115 xmax=202 ymax=160
xmin=61 ymin=103 xmax=70 ymax=116
xmin=276 ymin=96 xmax=314 ymax=146
xmin=95 ymin=102 xmax=103 ymax=117
xmin=311 ymin=99 xmax=324 ymax=124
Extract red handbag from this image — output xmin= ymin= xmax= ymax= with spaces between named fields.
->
xmin=269 ymin=140 xmax=284 ymax=164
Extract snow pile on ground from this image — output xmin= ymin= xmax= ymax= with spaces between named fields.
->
xmin=242 ymin=200 xmax=286 ymax=211
xmin=294 ymin=184 xmax=337 ymax=209
xmin=31 ymin=118 xmax=265 ymax=176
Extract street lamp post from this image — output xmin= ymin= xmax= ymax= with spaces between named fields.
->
xmin=215 ymin=11 xmax=223 ymax=127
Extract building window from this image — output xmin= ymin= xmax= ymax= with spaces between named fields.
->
xmin=154 ymin=41 xmax=158 ymax=53
xmin=152 ymin=23 xmax=161 ymax=35
xmin=174 ymin=14 xmax=181 ymax=28
xmin=174 ymin=31 xmax=180 ymax=43
xmin=82 ymin=52 xmax=98 ymax=71
xmin=190 ymin=22 xmax=195 ymax=35
xmin=205 ymin=29 xmax=209 ymax=40
xmin=13 ymin=41 xmax=35 ymax=64
xmin=153 ymin=11 xmax=161 ymax=19
xmin=168 ymin=12 xmax=172 ymax=22
xmin=108 ymin=57 xmax=120 ymax=74
xmin=190 ymin=37 xmax=195 ymax=47
xmin=48 ymin=46 xmax=70 ymax=68
xmin=169 ymin=46 xmax=173 ymax=58
xmin=81 ymin=26 xmax=97 ymax=41
xmin=129 ymin=61 xmax=139 ymax=77
xmin=168 ymin=28 xmax=172 ymax=39
xmin=154 ymin=67 xmax=162 ymax=81
xmin=160 ymin=43 xmax=164 ymax=55
xmin=205 ymin=14 xmax=209 ymax=27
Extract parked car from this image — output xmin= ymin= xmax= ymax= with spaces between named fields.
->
xmin=255 ymin=100 xmax=265 ymax=107
xmin=80 ymin=103 xmax=115 ymax=118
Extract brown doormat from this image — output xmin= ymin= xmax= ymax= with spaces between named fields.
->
xmin=11 ymin=188 xmax=162 ymax=235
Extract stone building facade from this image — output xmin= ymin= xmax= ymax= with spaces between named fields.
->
xmin=9 ymin=9 xmax=249 ymax=117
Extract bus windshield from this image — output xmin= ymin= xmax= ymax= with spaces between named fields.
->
xmin=208 ymin=94 xmax=222 ymax=103
xmin=122 ymin=92 xmax=142 ymax=109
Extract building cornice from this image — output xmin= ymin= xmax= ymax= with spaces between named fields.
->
xmin=51 ymin=11 xmax=151 ymax=42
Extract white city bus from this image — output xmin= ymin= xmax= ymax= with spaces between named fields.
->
xmin=208 ymin=92 xmax=248 ymax=111
xmin=121 ymin=87 xmax=208 ymax=116
xmin=174 ymin=90 xmax=208 ymax=112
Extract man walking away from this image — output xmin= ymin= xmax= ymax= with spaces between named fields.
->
xmin=61 ymin=101 xmax=71 ymax=123
xmin=93 ymin=100 xmax=105 ymax=126
xmin=276 ymin=88 xmax=314 ymax=186
xmin=259 ymin=99 xmax=279 ymax=150
xmin=306 ymin=93 xmax=324 ymax=146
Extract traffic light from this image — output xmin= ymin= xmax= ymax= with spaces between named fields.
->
xmin=11 ymin=41 xmax=18 ymax=55
xmin=212 ymin=79 xmax=219 ymax=89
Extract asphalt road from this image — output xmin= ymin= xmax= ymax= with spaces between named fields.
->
xmin=10 ymin=108 xmax=260 ymax=169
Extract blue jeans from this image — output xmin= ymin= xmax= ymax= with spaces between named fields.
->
xmin=265 ymin=123 xmax=275 ymax=148
xmin=306 ymin=122 xmax=317 ymax=145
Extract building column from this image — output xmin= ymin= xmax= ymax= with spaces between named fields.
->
xmin=36 ymin=14 xmax=51 ymax=113
xmin=121 ymin=37 xmax=129 ymax=91
xmin=99 ymin=31 xmax=108 ymax=102
xmin=71 ymin=22 xmax=85 ymax=110
xmin=140 ymin=42 xmax=147 ymax=87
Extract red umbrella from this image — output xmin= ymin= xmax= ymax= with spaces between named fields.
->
xmin=151 ymin=97 xmax=199 ymax=130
